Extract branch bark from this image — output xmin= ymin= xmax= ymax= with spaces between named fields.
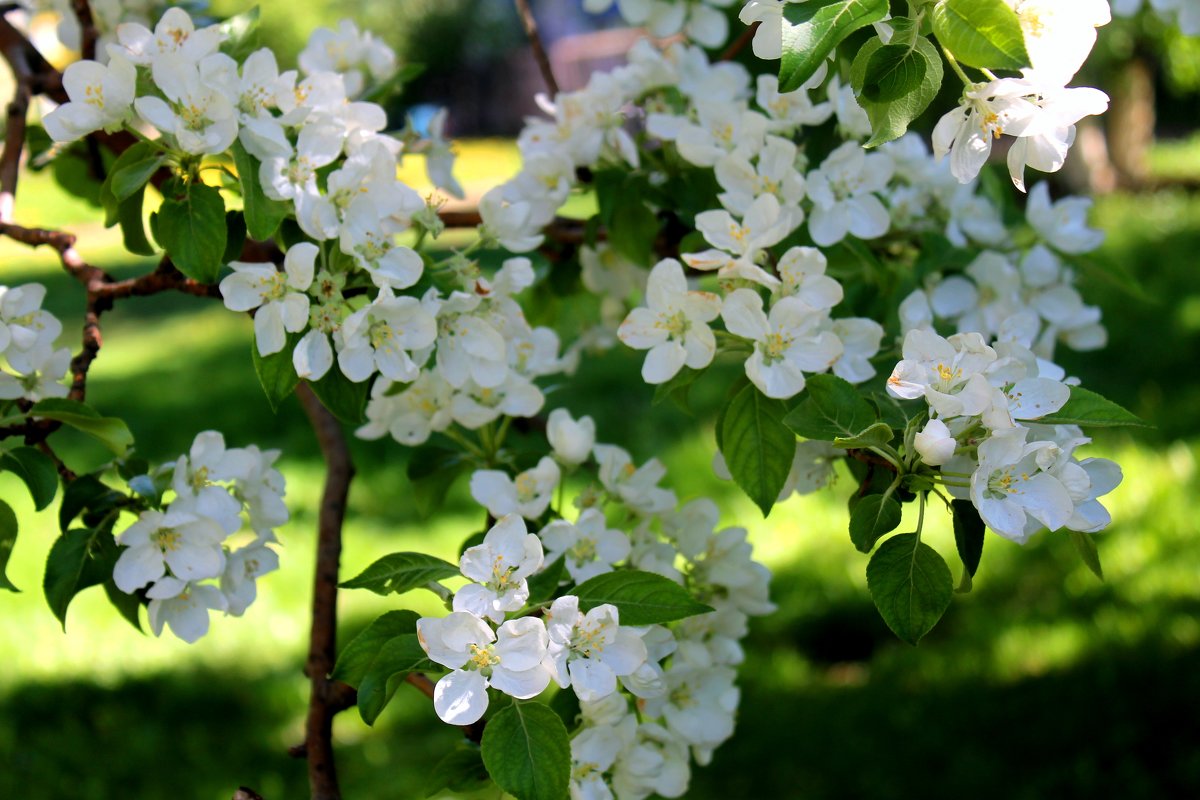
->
xmin=295 ymin=382 xmax=355 ymax=800
xmin=514 ymin=0 xmax=559 ymax=97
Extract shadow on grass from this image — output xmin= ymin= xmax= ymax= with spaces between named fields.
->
xmin=1 ymin=635 xmax=1196 ymax=800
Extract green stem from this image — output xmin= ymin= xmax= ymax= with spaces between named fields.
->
xmin=869 ymin=445 xmax=904 ymax=473
xmin=493 ymin=415 xmax=513 ymax=454
xmin=914 ymin=491 xmax=927 ymax=542
xmin=424 ymin=581 xmax=454 ymax=607
xmin=443 ymin=427 xmax=487 ymax=461
xmin=939 ymin=43 xmax=974 ymax=87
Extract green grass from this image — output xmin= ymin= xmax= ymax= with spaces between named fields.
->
xmin=1 ymin=140 xmax=1198 ymax=798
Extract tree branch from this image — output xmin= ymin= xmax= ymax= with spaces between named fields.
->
xmin=70 ymin=0 xmax=98 ymax=61
xmin=720 ymin=21 xmax=758 ymax=62
xmin=513 ymin=0 xmax=559 ymax=97
xmin=295 ymin=382 xmax=355 ymax=800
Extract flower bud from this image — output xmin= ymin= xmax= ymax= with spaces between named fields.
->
xmin=915 ymin=418 xmax=956 ymax=466
xmin=547 ymin=408 xmax=595 ymax=466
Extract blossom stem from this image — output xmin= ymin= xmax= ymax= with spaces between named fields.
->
xmin=424 ymin=581 xmax=453 ymax=606
xmin=914 ymin=491 xmax=927 ymax=541
xmin=868 ymin=445 xmax=904 ymax=473
xmin=443 ymin=426 xmax=488 ymax=461
xmin=493 ymin=415 xmax=513 ymax=454
xmin=939 ymin=44 xmax=973 ymax=87
xmin=935 ymin=477 xmax=970 ymax=489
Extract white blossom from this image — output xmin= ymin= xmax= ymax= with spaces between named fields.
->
xmin=617 ymin=259 xmax=721 ymax=384
xmin=470 ymin=457 xmax=561 ymax=520
xmin=454 ymin=514 xmax=544 ymax=623
xmin=417 ymin=612 xmax=552 ymax=725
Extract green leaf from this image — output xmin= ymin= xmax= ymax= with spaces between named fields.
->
xmin=408 ymin=448 xmax=467 ymax=518
xmin=104 ymin=577 xmax=143 ymax=632
xmin=152 ymin=180 xmax=227 ymax=284
xmin=860 ymin=42 xmax=928 ymax=102
xmin=526 ymin=556 xmax=566 ymax=605
xmin=779 ymin=0 xmax=891 ymax=92
xmin=783 ymin=374 xmax=877 ymax=441
xmin=218 ymin=5 xmax=262 ymax=61
xmin=713 ymin=376 xmax=750 ymax=453
xmin=100 ymin=142 xmax=157 ymax=225
xmin=232 ymin=141 xmax=289 ymax=241
xmin=951 ymin=499 xmax=986 ymax=592
xmin=1036 ymin=386 xmax=1150 ymax=428
xmin=424 ymin=745 xmax=492 ymax=798
xmin=30 ymin=398 xmax=134 ymax=456
xmin=224 ymin=210 xmax=247 ymax=264
xmin=110 ymin=153 xmax=164 ymax=202
xmin=43 ymin=527 xmax=119 ymax=629
xmin=849 ymin=492 xmax=903 ymax=553
xmin=0 ymin=445 xmax=58 ymax=511
xmin=851 ymin=36 xmax=944 ymax=147
xmin=307 ymin=368 xmax=370 ymax=425
xmin=720 ymin=383 xmax=796 ymax=517
xmin=331 ymin=610 xmax=421 ymax=686
xmin=931 ymin=0 xmax=1030 ymax=70
xmin=549 ymin=685 xmax=580 ymax=729
xmin=356 ymin=633 xmax=436 ymax=724
xmin=59 ymin=474 xmax=123 ymax=534
xmin=340 ymin=552 xmax=460 ymax=596
xmin=251 ymin=331 xmax=301 ymax=412
xmin=573 ymin=570 xmax=713 ymax=625
xmin=116 ymin=185 xmax=155 ymax=256
xmin=481 ymin=702 xmax=571 ymax=800
xmin=594 ymin=169 xmax=659 ymax=266
xmin=833 ymin=421 xmax=895 ymax=450
xmin=1069 ymin=530 xmax=1103 ymax=581
xmin=867 ymin=533 xmax=953 ymax=645
xmin=0 ymin=499 xmax=18 ymax=592
xmin=652 ymin=366 xmax=701 ymax=413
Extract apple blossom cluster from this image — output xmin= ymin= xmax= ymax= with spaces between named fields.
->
xmin=29 ymin=0 xmax=162 ymax=57
xmin=583 ymin=0 xmax=738 ymax=49
xmin=112 ymin=431 xmax=285 ymax=643
xmin=881 ymin=140 xmax=1109 ymax=361
xmin=415 ymin=408 xmax=773 ymax=798
xmin=1112 ymin=0 xmax=1200 ymax=36
xmin=934 ymin=1 xmax=1112 ymax=190
xmin=353 ymin=256 xmax=578 ymax=445
xmin=0 ymin=283 xmax=71 ymax=402
xmin=34 ymin=7 xmax=491 ymax=391
xmin=888 ymin=329 xmax=1122 ymax=544
xmin=487 ymin=37 xmax=892 ymax=396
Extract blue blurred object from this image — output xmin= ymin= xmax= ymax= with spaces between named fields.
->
xmin=406 ymin=103 xmax=440 ymax=137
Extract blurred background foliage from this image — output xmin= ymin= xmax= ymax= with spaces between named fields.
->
xmin=1 ymin=1 xmax=1199 ymax=798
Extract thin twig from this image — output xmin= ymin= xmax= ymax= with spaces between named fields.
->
xmin=720 ymin=21 xmax=758 ymax=62
xmin=295 ymin=382 xmax=355 ymax=800
xmin=514 ymin=0 xmax=559 ymax=97
xmin=70 ymin=0 xmax=98 ymax=61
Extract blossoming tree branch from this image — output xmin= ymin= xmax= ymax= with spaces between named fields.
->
xmin=0 ymin=0 xmax=1161 ymax=798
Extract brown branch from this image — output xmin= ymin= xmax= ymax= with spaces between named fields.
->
xmin=514 ymin=0 xmax=559 ymax=97
xmin=70 ymin=0 xmax=98 ymax=61
xmin=720 ymin=21 xmax=758 ymax=62
xmin=232 ymin=789 xmax=265 ymax=800
xmin=846 ymin=448 xmax=899 ymax=472
xmin=34 ymin=438 xmax=76 ymax=481
xmin=438 ymin=209 xmax=588 ymax=247
xmin=295 ymin=382 xmax=355 ymax=800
